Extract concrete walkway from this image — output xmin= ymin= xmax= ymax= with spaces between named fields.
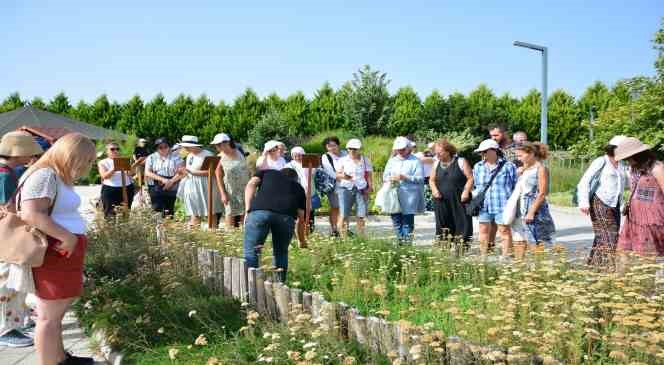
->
xmin=0 ymin=186 xmax=105 ymax=365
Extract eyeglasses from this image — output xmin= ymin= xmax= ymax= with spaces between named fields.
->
xmin=348 ymin=148 xmax=359 ymax=151
xmin=157 ymin=145 xmax=169 ymax=150
xmin=109 ymin=148 xmax=120 ymax=151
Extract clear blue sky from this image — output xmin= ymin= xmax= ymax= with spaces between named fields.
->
xmin=1 ymin=0 xmax=661 ymax=104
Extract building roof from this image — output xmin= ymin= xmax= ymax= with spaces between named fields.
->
xmin=0 ymin=105 xmax=126 ymax=140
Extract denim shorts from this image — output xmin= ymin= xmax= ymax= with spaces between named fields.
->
xmin=327 ymin=189 xmax=340 ymax=209
xmin=478 ymin=210 xmax=506 ymax=225
xmin=338 ymin=187 xmax=368 ymax=218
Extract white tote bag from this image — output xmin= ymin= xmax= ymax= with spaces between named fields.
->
xmin=503 ymin=182 xmax=522 ymax=226
xmin=375 ymin=183 xmax=401 ymax=214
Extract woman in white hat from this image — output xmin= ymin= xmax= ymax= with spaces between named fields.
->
xmin=212 ymin=133 xmax=250 ymax=229
xmin=577 ymin=135 xmax=630 ymax=265
xmin=336 ymin=139 xmax=373 ymax=237
xmin=471 ymin=139 xmax=517 ymax=256
xmin=615 ymin=137 xmax=664 ymax=257
xmin=383 ymin=136 xmax=425 ymax=243
xmin=286 ymin=146 xmax=318 ymax=232
xmin=0 ymin=131 xmax=43 ymax=348
xmin=177 ymin=135 xmax=223 ymax=228
xmin=257 ymin=140 xmax=287 ymax=171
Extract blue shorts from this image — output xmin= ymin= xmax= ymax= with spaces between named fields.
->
xmin=478 ymin=210 xmax=506 ymax=225
xmin=326 ymin=189 xmax=340 ymax=209
xmin=338 ymin=187 xmax=368 ymax=218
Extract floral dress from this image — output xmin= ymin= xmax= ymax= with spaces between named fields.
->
xmin=178 ymin=150 xmax=223 ymax=217
xmin=219 ymin=150 xmax=250 ymax=217
xmin=511 ymin=164 xmax=556 ymax=244
xmin=618 ymin=163 xmax=664 ymax=256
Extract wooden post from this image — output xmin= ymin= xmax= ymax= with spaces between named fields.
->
xmin=247 ymin=268 xmax=258 ymax=306
xmin=223 ymin=257 xmax=232 ymax=297
xmin=113 ymin=157 xmax=131 ymax=213
xmin=302 ymin=291 xmax=313 ymax=314
xmin=290 ymin=288 xmax=303 ymax=311
xmin=301 ymin=154 xmax=321 ymax=240
xmin=338 ymin=302 xmax=350 ymax=339
xmin=255 ymin=269 xmax=266 ymax=315
xmin=264 ymin=281 xmax=277 ymax=320
xmin=239 ymin=259 xmax=248 ymax=302
xmin=311 ymin=292 xmax=323 ymax=321
xmin=231 ymin=258 xmax=241 ymax=299
xmin=274 ymin=283 xmax=290 ymax=323
xmin=211 ymin=250 xmax=223 ymax=293
xmin=201 ymin=156 xmax=221 ymax=230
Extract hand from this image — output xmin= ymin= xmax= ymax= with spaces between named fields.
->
xmin=524 ymin=212 xmax=535 ymax=224
xmin=56 ymin=234 xmax=78 ymax=258
xmin=432 ymin=190 xmax=442 ymax=199
xmin=221 ymin=193 xmax=230 ymax=205
xmin=365 ymin=186 xmax=373 ymax=194
xmin=461 ymin=191 xmax=470 ymax=203
xmin=390 ymin=175 xmax=403 ymax=182
xmin=163 ymin=180 xmax=174 ymax=191
xmin=580 ymin=207 xmax=590 ymax=215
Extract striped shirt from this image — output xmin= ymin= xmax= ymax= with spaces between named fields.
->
xmin=145 ymin=151 xmax=184 ymax=185
xmin=472 ymin=158 xmax=517 ymax=215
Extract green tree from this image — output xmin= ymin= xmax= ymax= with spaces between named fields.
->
xmin=512 ymin=89 xmax=541 ymax=140
xmin=30 ymin=97 xmax=46 ymax=109
xmin=202 ymin=100 xmax=233 ymax=143
xmin=248 ymin=108 xmax=294 ymax=150
xmin=263 ymin=93 xmax=284 ymax=113
xmin=140 ymin=94 xmax=171 ymax=141
xmin=446 ymin=92 xmax=469 ymax=133
xmin=282 ymin=91 xmax=309 ymax=136
xmin=231 ymin=88 xmax=264 ymax=141
xmin=116 ymin=95 xmax=144 ymax=135
xmin=547 ymin=89 xmax=581 ymax=148
xmin=343 ymin=65 xmax=391 ymax=135
xmin=90 ymin=94 xmax=120 ymax=129
xmin=189 ymin=95 xmax=215 ymax=142
xmin=309 ymin=82 xmax=343 ymax=131
xmin=0 ymin=92 xmax=24 ymax=112
xmin=465 ymin=84 xmax=499 ymax=135
xmin=72 ymin=100 xmax=94 ymax=125
xmin=421 ymin=90 xmax=448 ymax=133
xmin=47 ymin=92 xmax=72 ymax=115
xmin=388 ymin=86 xmax=423 ymax=136
xmin=578 ymin=81 xmax=612 ymax=117
xmin=169 ymin=94 xmax=196 ymax=138
xmin=654 ymin=17 xmax=664 ymax=80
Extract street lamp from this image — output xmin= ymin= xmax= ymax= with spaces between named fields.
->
xmin=514 ymin=41 xmax=548 ymax=145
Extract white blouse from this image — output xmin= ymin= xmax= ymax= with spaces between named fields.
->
xmin=577 ymin=155 xmax=629 ymax=209
xmin=99 ymin=158 xmax=133 ymax=187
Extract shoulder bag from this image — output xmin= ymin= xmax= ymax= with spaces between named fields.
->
xmin=465 ymin=161 xmax=505 ymax=217
xmin=0 ymin=172 xmax=57 ymax=267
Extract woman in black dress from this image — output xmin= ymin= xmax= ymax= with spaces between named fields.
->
xmin=429 ymin=139 xmax=474 ymax=244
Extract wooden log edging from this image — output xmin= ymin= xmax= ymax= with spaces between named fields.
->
xmin=199 ymin=253 xmax=557 ymax=364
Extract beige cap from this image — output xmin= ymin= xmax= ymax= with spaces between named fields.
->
xmin=614 ymin=137 xmax=651 ymax=161
xmin=0 ymin=131 xmax=44 ymax=157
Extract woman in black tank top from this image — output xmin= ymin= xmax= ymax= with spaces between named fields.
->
xmin=429 ymin=140 xmax=474 ymax=246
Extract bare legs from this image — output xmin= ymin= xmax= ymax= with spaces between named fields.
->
xmin=479 ymin=222 xmax=512 ymax=256
xmin=35 ymin=297 xmax=75 ymax=365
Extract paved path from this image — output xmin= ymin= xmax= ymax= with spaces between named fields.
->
xmin=1 ymin=186 xmax=105 ymax=365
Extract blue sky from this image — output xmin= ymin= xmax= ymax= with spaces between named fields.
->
xmin=1 ymin=1 xmax=661 ymax=104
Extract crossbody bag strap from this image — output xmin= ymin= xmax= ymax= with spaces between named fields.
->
xmin=15 ymin=171 xmax=58 ymax=216
xmin=481 ymin=161 xmax=505 ymax=196
xmin=325 ymin=153 xmax=335 ymax=172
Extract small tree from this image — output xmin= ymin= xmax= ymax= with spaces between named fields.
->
xmin=343 ymin=65 xmax=391 ymax=135
xmin=247 ymin=108 xmax=296 ymax=150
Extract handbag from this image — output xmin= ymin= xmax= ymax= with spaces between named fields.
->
xmin=502 ymin=181 xmax=522 ymax=226
xmin=0 ymin=173 xmax=56 ymax=267
xmin=314 ymin=154 xmax=337 ymax=194
xmin=572 ymin=159 xmax=606 ymax=206
xmin=375 ymin=183 xmax=401 ymax=214
xmin=311 ymin=193 xmax=322 ymax=210
xmin=466 ymin=161 xmax=505 ymax=217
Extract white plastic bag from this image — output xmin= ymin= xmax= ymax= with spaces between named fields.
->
xmin=375 ymin=183 xmax=401 ymax=214
xmin=502 ymin=182 xmax=522 ymax=226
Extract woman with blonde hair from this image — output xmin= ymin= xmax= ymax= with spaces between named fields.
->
xmin=510 ymin=142 xmax=556 ymax=259
xmin=19 ymin=133 xmax=97 ymax=364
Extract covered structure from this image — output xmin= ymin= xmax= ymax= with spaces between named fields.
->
xmin=0 ymin=105 xmax=126 ymax=141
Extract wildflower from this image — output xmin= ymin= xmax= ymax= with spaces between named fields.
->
xmin=207 ymin=357 xmax=220 ymax=365
xmin=303 ymin=341 xmax=318 ymax=349
xmin=157 ymin=327 xmax=164 ymax=334
xmin=343 ymin=356 xmax=356 ymax=364
xmin=241 ymin=302 xmax=249 ymax=307
xmin=287 ymin=351 xmax=301 ymax=361
xmin=168 ymin=348 xmax=179 ymax=360
xmin=305 ymin=350 xmax=317 ymax=361
xmin=188 ymin=310 xmax=197 ymax=318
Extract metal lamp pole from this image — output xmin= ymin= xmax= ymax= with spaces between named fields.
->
xmin=514 ymin=41 xmax=548 ymax=145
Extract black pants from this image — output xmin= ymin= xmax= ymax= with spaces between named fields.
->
xmin=148 ymin=185 xmax=177 ymax=217
xmin=101 ymin=184 xmax=135 ymax=217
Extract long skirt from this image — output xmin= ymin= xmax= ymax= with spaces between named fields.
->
xmin=587 ymin=196 xmax=620 ymax=266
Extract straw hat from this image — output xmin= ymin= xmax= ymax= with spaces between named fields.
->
xmin=614 ymin=137 xmax=651 ymax=161
xmin=0 ymin=131 xmax=43 ymax=157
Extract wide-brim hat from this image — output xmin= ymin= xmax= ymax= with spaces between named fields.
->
xmin=264 ymin=140 xmax=281 ymax=152
xmin=474 ymin=139 xmax=500 ymax=153
xmin=0 ymin=131 xmax=44 ymax=157
xmin=210 ymin=133 xmax=231 ymax=145
xmin=608 ymin=135 xmax=628 ymax=147
xmin=179 ymin=135 xmax=202 ymax=147
xmin=614 ymin=137 xmax=651 ymax=161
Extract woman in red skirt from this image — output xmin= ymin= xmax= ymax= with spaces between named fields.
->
xmin=20 ymin=133 xmax=97 ymax=365
xmin=615 ymin=137 xmax=664 ymax=258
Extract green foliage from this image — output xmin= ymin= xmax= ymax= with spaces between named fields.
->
xmin=388 ymin=86 xmax=423 ymax=136
xmin=343 ymin=65 xmax=391 ymax=135
xmin=421 ymin=90 xmax=448 ymax=132
xmin=308 ymin=82 xmax=344 ymax=132
xmin=231 ymin=88 xmax=264 ymax=141
xmin=547 ymin=89 xmax=582 ymax=149
xmin=247 ymin=108 xmax=296 ymax=150
xmin=0 ymin=92 xmax=24 ymax=112
xmin=47 ymin=92 xmax=72 ymax=115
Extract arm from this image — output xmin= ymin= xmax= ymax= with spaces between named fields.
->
xmin=653 ymin=163 xmax=664 ymax=195
xmin=405 ymin=159 xmax=425 ymax=184
xmin=296 ymin=209 xmax=307 ymax=248
xmin=215 ymin=162 xmax=229 ymax=204
xmin=383 ymin=159 xmax=392 ymax=182
xmin=143 ymin=157 xmax=167 ymax=185
xmin=461 ymin=159 xmax=473 ymax=202
xmin=97 ymin=161 xmax=116 ymax=181
xmin=429 ymin=161 xmax=442 ymax=199
xmin=577 ymin=158 xmax=602 ymax=212
xmin=525 ymin=165 xmax=549 ymax=222
xmin=21 ymin=198 xmax=78 ymax=258
xmin=244 ymin=176 xmax=261 ymax=213
xmin=256 ymin=153 xmax=269 ymax=171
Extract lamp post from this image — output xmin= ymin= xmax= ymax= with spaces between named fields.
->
xmin=514 ymin=41 xmax=548 ymax=145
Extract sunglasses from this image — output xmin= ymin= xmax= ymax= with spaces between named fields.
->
xmin=109 ymin=147 xmax=120 ymax=151
xmin=348 ymin=148 xmax=359 ymax=151
xmin=158 ymin=145 xmax=170 ymax=150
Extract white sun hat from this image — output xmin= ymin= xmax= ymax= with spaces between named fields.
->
xmin=614 ymin=137 xmax=651 ymax=161
xmin=393 ymin=136 xmax=410 ymax=150
xmin=210 ymin=133 xmax=231 ymax=145
xmin=346 ymin=138 xmax=362 ymax=149
xmin=179 ymin=135 xmax=202 ymax=147
xmin=608 ymin=135 xmax=628 ymax=146
xmin=264 ymin=140 xmax=281 ymax=152
xmin=290 ymin=146 xmax=305 ymax=156
xmin=474 ymin=139 xmax=500 ymax=153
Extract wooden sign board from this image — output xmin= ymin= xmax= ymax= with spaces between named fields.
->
xmin=302 ymin=154 xmax=321 ymax=169
xmin=112 ymin=157 xmax=131 ymax=171
xmin=201 ymin=156 xmax=221 ymax=170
